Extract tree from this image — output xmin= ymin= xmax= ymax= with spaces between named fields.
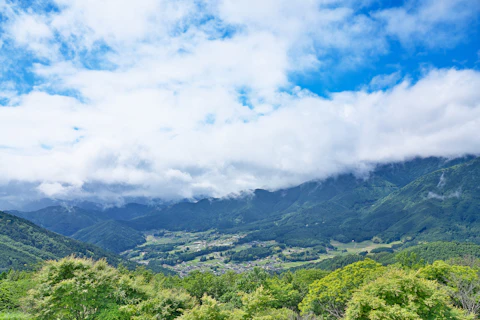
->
xmin=178 ymin=295 xmax=229 ymax=320
xmin=235 ymin=267 xmax=269 ymax=293
xmin=240 ymin=285 xmax=276 ymax=317
xmin=122 ymin=288 xmax=196 ymax=320
xmin=23 ymin=257 xmax=146 ymax=320
xmin=420 ymin=260 xmax=480 ymax=317
xmin=289 ymin=269 xmax=329 ymax=297
xmin=395 ymin=251 xmax=425 ymax=269
xmin=181 ymin=271 xmax=217 ymax=299
xmin=239 ymin=286 xmax=297 ymax=320
xmin=264 ymin=277 xmax=301 ymax=310
xmin=299 ymin=259 xmax=385 ymax=319
xmin=0 ymin=270 xmax=35 ymax=311
xmin=345 ymin=268 xmax=472 ymax=320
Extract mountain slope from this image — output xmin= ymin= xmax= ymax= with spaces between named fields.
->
xmin=129 ymin=156 xmax=477 ymax=245
xmin=8 ymin=203 xmax=154 ymax=237
xmin=9 ymin=206 xmax=101 ymax=236
xmin=72 ymin=220 xmax=146 ymax=253
xmin=95 ymin=203 xmax=155 ymax=221
xmin=0 ymin=211 xmax=135 ymax=271
xmin=129 ymin=173 xmax=399 ymax=233
xmin=361 ymin=157 xmax=480 ymax=242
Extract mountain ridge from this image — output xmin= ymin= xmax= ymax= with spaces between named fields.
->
xmin=0 ymin=210 xmax=137 ymax=271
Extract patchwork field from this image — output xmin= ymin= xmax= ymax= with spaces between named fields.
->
xmin=122 ymin=230 xmax=400 ymax=276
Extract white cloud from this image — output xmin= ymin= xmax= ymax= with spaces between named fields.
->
xmin=0 ymin=0 xmax=479 ymax=205
xmin=36 ymin=182 xmax=81 ymax=198
xmin=368 ymin=71 xmax=402 ymax=90
xmin=374 ymin=0 xmax=480 ymax=48
xmin=1 ymin=68 xmax=479 ymax=203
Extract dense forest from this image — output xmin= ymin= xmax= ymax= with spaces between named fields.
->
xmin=0 ymin=211 xmax=135 ymax=271
xmin=0 ymin=211 xmax=173 ymax=274
xmin=1 ymin=241 xmax=480 ymax=319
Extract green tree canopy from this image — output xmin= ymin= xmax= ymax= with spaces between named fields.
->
xmin=23 ymin=257 xmax=147 ymax=320
xmin=299 ymin=259 xmax=385 ymax=319
xmin=419 ymin=260 xmax=480 ymax=317
xmin=345 ymin=268 xmax=472 ymax=320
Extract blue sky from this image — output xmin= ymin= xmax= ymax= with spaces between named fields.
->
xmin=2 ymin=0 xmax=479 ymax=98
xmin=0 ymin=0 xmax=479 ymax=208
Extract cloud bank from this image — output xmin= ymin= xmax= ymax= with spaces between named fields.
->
xmin=0 ymin=0 xmax=479 ymax=207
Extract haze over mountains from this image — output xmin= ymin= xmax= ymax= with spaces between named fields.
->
xmin=5 ymin=155 xmax=479 ymax=255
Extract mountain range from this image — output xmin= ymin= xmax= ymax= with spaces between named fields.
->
xmin=4 ymin=155 xmax=480 ymax=255
xmin=129 ymin=155 xmax=480 ymax=246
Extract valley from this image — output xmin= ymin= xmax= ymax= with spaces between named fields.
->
xmin=123 ymin=229 xmax=401 ymax=276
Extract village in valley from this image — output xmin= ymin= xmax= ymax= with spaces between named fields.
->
xmin=122 ymin=229 xmax=398 ymax=277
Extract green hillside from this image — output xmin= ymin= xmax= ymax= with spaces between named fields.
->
xmin=130 ymin=173 xmax=400 ymax=233
xmin=361 ymin=157 xmax=480 ymax=242
xmin=0 ymin=211 xmax=135 ymax=272
xmin=10 ymin=206 xmax=101 ymax=236
xmin=72 ymin=220 xmax=146 ymax=253
xmin=399 ymin=241 xmax=480 ymax=263
xmin=8 ymin=203 xmax=154 ymax=237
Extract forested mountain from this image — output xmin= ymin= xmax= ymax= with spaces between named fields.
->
xmin=8 ymin=203 xmax=155 ymax=237
xmin=0 ymin=211 xmax=136 ymax=271
xmin=361 ymin=157 xmax=480 ymax=242
xmin=8 ymin=206 xmax=101 ymax=236
xmin=96 ymin=203 xmax=155 ymax=220
xmin=72 ymin=220 xmax=146 ymax=253
xmin=128 ymin=156 xmax=479 ymax=246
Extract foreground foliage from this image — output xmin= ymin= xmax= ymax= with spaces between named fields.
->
xmin=1 ymin=244 xmax=479 ymax=320
xmin=299 ymin=259 xmax=385 ymax=318
xmin=345 ymin=269 xmax=471 ymax=319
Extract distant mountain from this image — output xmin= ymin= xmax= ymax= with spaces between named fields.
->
xmin=72 ymin=220 xmax=146 ymax=253
xmin=96 ymin=203 xmax=155 ymax=221
xmin=0 ymin=210 xmax=135 ymax=272
xmin=128 ymin=156 xmax=479 ymax=246
xmin=129 ymin=172 xmax=400 ymax=232
xmin=9 ymin=206 xmax=101 ymax=236
xmin=8 ymin=203 xmax=155 ymax=237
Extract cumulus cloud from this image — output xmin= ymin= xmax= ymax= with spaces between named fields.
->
xmin=0 ymin=0 xmax=479 ymax=207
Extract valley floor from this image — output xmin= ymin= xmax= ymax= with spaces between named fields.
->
xmin=123 ymin=229 xmax=400 ymax=276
